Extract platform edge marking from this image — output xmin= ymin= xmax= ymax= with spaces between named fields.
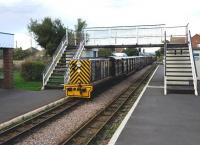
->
xmin=108 ymin=65 xmax=159 ymax=145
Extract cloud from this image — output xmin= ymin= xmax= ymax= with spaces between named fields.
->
xmin=1 ymin=0 xmax=200 ymax=49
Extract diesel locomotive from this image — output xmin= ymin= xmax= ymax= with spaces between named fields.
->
xmin=64 ymin=56 xmax=154 ymax=98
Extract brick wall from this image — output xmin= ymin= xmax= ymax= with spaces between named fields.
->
xmin=3 ymin=49 xmax=13 ymax=89
xmin=192 ymin=34 xmax=200 ymax=48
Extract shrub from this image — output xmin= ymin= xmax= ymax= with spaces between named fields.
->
xmin=21 ymin=61 xmax=45 ymax=81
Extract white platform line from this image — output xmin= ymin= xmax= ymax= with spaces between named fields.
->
xmin=108 ymin=65 xmax=159 ymax=145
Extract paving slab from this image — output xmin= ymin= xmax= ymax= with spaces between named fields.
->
xmin=0 ymin=89 xmax=64 ymax=123
xmin=115 ymin=65 xmax=200 ymax=145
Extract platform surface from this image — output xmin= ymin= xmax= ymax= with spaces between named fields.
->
xmin=114 ymin=65 xmax=200 ymax=145
xmin=0 ymin=89 xmax=64 ymax=123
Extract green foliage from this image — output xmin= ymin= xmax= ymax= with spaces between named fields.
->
xmin=98 ymin=48 xmax=113 ymax=57
xmin=75 ymin=18 xmax=87 ymax=32
xmin=21 ymin=61 xmax=45 ymax=81
xmin=0 ymin=49 xmax=3 ymax=59
xmin=14 ymin=71 xmax=42 ymax=91
xmin=75 ymin=18 xmax=87 ymax=44
xmin=13 ymin=47 xmax=34 ymax=60
xmin=155 ymin=50 xmax=161 ymax=58
xmin=28 ymin=17 xmax=66 ymax=56
xmin=123 ymin=48 xmax=139 ymax=56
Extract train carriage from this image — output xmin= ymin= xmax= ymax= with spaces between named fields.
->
xmin=64 ymin=56 xmax=154 ymax=98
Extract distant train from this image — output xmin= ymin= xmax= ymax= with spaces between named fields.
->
xmin=64 ymin=56 xmax=154 ymax=98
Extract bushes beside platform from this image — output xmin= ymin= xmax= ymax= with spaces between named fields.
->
xmin=21 ymin=61 xmax=45 ymax=81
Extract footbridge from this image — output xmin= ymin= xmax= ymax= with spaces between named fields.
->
xmin=83 ymin=24 xmax=188 ymax=48
xmin=42 ymin=24 xmax=198 ymax=97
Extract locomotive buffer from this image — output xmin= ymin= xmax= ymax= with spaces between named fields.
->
xmin=64 ymin=59 xmax=93 ymax=98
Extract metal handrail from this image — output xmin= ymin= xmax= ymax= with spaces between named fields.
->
xmin=42 ymin=32 xmax=68 ymax=89
xmin=64 ymin=41 xmax=85 ymax=84
xmin=164 ymin=31 xmax=167 ymax=95
xmin=188 ymin=30 xmax=198 ymax=96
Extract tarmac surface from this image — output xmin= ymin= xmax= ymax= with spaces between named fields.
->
xmin=0 ymin=89 xmax=64 ymax=123
xmin=114 ymin=65 xmax=200 ymax=145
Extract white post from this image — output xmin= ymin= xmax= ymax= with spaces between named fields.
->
xmin=136 ymin=27 xmax=139 ymax=44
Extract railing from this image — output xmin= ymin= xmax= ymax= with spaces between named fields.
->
xmin=64 ymin=40 xmax=85 ymax=84
xmin=188 ymin=30 xmax=198 ymax=96
xmin=164 ymin=31 xmax=167 ymax=95
xmin=84 ymin=24 xmax=189 ymax=46
xmin=42 ymin=32 xmax=68 ymax=89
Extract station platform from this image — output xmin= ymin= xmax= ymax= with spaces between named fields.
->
xmin=0 ymin=89 xmax=64 ymax=124
xmin=111 ymin=65 xmax=200 ymax=145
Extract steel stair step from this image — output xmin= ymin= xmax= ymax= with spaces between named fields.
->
xmin=166 ymin=64 xmax=191 ymax=68
xmin=166 ymin=76 xmax=193 ymax=81
xmin=166 ymin=80 xmax=190 ymax=85
xmin=166 ymin=57 xmax=190 ymax=60
xmin=167 ymin=48 xmax=189 ymax=50
xmin=166 ymin=54 xmax=190 ymax=57
xmin=49 ymin=76 xmax=64 ymax=79
xmin=166 ymin=72 xmax=192 ymax=76
xmin=166 ymin=61 xmax=191 ymax=64
xmin=45 ymin=84 xmax=63 ymax=89
xmin=166 ymin=68 xmax=192 ymax=72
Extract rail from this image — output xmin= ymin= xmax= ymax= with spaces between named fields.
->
xmin=42 ymin=32 xmax=68 ymax=89
xmin=188 ymin=30 xmax=198 ymax=96
xmin=60 ymin=64 xmax=156 ymax=145
xmin=0 ymin=98 xmax=83 ymax=144
xmin=64 ymin=40 xmax=85 ymax=84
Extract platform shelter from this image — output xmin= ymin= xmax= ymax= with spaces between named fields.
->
xmin=0 ymin=32 xmax=14 ymax=89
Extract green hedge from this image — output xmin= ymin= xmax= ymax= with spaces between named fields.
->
xmin=21 ymin=61 xmax=45 ymax=81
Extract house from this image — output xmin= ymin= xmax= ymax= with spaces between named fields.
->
xmin=115 ymin=48 xmax=124 ymax=53
xmin=192 ymin=34 xmax=200 ymax=49
xmin=170 ymin=36 xmax=186 ymax=44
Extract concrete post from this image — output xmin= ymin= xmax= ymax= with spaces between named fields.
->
xmin=3 ymin=48 xmax=13 ymax=89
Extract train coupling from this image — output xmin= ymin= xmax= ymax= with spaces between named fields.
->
xmin=64 ymin=84 xmax=93 ymax=98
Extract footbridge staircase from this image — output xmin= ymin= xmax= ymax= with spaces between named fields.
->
xmin=42 ymin=31 xmax=85 ymax=89
xmin=164 ymin=30 xmax=198 ymax=95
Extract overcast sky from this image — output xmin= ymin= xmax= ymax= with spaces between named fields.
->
xmin=0 ymin=0 xmax=200 ymax=49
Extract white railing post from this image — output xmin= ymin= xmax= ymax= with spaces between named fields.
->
xmin=136 ymin=27 xmax=139 ymax=44
xmin=188 ymin=30 xmax=198 ymax=96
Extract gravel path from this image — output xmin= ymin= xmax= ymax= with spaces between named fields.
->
xmin=16 ymin=65 xmax=152 ymax=145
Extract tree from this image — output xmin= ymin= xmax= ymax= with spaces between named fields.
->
xmin=28 ymin=17 xmax=66 ymax=56
xmin=155 ymin=50 xmax=161 ymax=58
xmin=74 ymin=18 xmax=87 ymax=44
xmin=13 ymin=47 xmax=34 ymax=60
xmin=98 ymin=48 xmax=113 ymax=57
xmin=123 ymin=48 xmax=139 ymax=56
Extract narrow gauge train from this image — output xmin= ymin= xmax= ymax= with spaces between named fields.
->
xmin=64 ymin=56 xmax=154 ymax=98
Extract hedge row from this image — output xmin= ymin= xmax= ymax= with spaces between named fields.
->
xmin=21 ymin=61 xmax=45 ymax=81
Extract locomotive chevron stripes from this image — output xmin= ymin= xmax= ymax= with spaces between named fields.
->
xmin=69 ymin=60 xmax=91 ymax=84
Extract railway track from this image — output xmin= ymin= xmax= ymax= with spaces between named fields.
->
xmin=60 ymin=65 xmax=156 ymax=145
xmin=0 ymin=98 xmax=83 ymax=145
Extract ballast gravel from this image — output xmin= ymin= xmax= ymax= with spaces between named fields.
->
xmin=16 ymin=65 xmax=152 ymax=145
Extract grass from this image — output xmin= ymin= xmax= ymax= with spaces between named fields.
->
xmin=14 ymin=71 xmax=42 ymax=91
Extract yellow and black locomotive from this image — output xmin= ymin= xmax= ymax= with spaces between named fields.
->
xmin=64 ymin=56 xmax=154 ymax=98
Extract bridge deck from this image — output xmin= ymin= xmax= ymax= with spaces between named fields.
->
xmin=111 ymin=65 xmax=200 ymax=145
xmin=83 ymin=43 xmax=188 ymax=49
